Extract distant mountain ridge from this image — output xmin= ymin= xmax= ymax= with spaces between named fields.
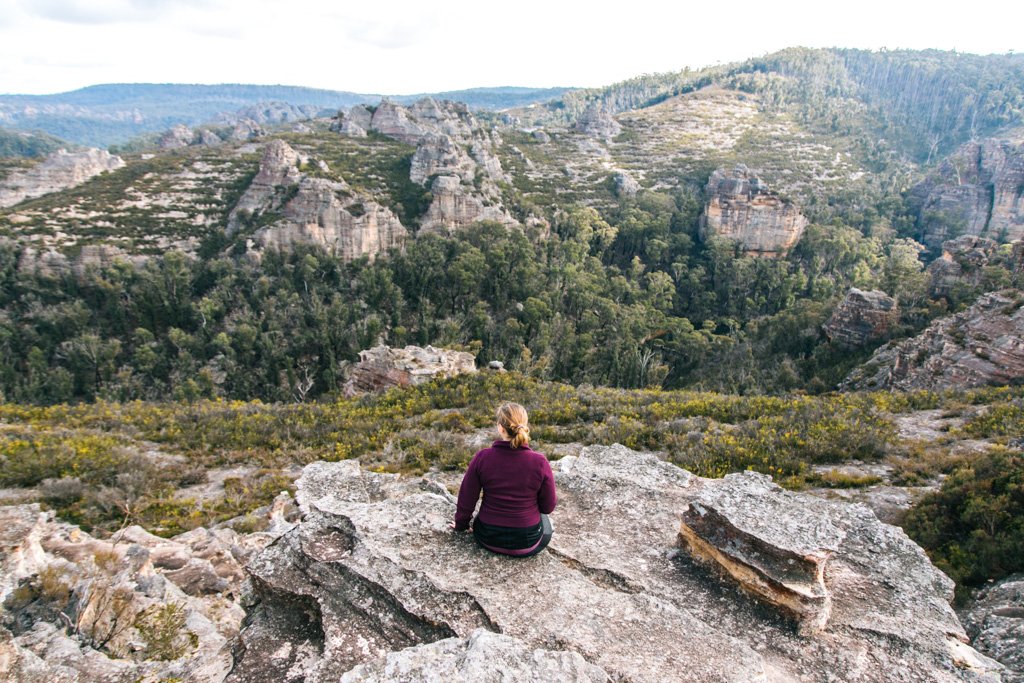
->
xmin=0 ymin=83 xmax=573 ymax=148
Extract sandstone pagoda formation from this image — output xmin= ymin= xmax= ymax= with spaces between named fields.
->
xmin=343 ymin=344 xmax=477 ymax=395
xmin=418 ymin=175 xmax=519 ymax=234
xmin=0 ymin=148 xmax=125 ymax=208
xmin=843 ymin=288 xmax=1024 ymax=391
xmin=574 ymin=103 xmax=622 ymax=140
xmin=823 ymin=288 xmax=900 ymax=348
xmin=909 ymin=138 xmax=1024 ymax=250
xmin=228 ymin=445 xmax=1000 ymax=683
xmin=353 ymin=97 xmax=519 ymax=232
xmin=227 ymin=140 xmax=406 ymax=260
xmin=698 ymin=165 xmax=808 ymax=257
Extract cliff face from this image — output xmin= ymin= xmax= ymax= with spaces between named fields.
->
xmin=843 ymin=288 xmax=1024 ymax=391
xmin=0 ymin=148 xmax=125 ymax=208
xmin=910 ymin=138 xmax=1024 ymax=249
xmin=228 ymin=445 xmax=999 ymax=683
xmin=698 ymin=165 xmax=809 ymax=257
xmin=227 ymin=140 xmax=406 ymax=260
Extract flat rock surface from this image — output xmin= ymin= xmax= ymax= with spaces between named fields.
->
xmin=229 ymin=444 xmax=1002 ymax=682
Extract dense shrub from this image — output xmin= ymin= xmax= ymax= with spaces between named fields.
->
xmin=903 ymin=447 xmax=1024 ymax=602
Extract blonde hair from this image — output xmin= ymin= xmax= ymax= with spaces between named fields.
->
xmin=497 ymin=402 xmax=530 ymax=448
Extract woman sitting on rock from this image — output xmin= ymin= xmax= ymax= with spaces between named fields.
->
xmin=450 ymin=402 xmax=556 ymax=557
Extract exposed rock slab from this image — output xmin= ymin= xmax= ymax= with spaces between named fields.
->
xmin=823 ymin=288 xmax=899 ymax=348
xmin=343 ymin=344 xmax=476 ymax=395
xmin=0 ymin=148 xmax=125 ymax=208
xmin=699 ymin=165 xmax=808 ymax=257
xmin=844 ymin=288 xmax=1024 ymax=390
xmin=338 ymin=629 xmax=610 ymax=682
xmin=229 ymin=445 xmax=1000 ymax=682
xmin=961 ymin=574 xmax=1024 ymax=682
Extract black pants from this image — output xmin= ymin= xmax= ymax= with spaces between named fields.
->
xmin=472 ymin=514 xmax=553 ymax=558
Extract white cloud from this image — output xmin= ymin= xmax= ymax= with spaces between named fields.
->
xmin=0 ymin=0 xmax=1020 ymax=96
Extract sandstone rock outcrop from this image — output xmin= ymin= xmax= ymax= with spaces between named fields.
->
xmin=409 ymin=133 xmax=476 ymax=184
xmin=229 ymin=445 xmax=1000 ymax=682
xmin=0 ymin=148 xmax=125 ymax=208
xmin=158 ymin=124 xmax=198 ymax=150
xmin=343 ymin=344 xmax=476 ymax=395
xmin=358 ymin=97 xmax=519 ymax=231
xmin=843 ymin=288 xmax=1024 ymax=391
xmin=575 ymin=104 xmax=622 ymax=140
xmin=369 ymin=100 xmax=430 ymax=144
xmin=418 ymin=175 xmax=519 ymax=234
xmin=929 ymin=236 xmax=1003 ymax=299
xmin=227 ymin=140 xmax=406 ymax=260
xmin=910 ymin=138 xmax=1024 ymax=250
xmin=338 ymin=629 xmax=610 ymax=682
xmin=699 ymin=165 xmax=808 ymax=257
xmin=823 ymin=288 xmax=900 ymax=348
xmin=0 ymin=502 xmax=289 ymax=683
xmin=960 ymin=574 xmax=1024 ymax=682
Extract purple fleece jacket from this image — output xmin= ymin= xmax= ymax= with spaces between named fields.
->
xmin=454 ymin=440 xmax=557 ymax=531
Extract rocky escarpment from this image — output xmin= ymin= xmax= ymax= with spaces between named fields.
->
xmin=0 ymin=499 xmax=295 ymax=683
xmin=227 ymin=140 xmax=406 ymax=260
xmin=228 ymin=445 xmax=1000 ymax=682
xmin=343 ymin=344 xmax=476 ymax=395
xmin=698 ymin=165 xmax=809 ymax=257
xmin=843 ymin=288 xmax=1024 ymax=391
xmin=910 ymin=138 xmax=1024 ymax=250
xmin=823 ymin=288 xmax=900 ymax=348
xmin=0 ymin=148 xmax=125 ymax=208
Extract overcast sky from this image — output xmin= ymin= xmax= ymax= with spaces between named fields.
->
xmin=1 ymin=0 xmax=1021 ymax=96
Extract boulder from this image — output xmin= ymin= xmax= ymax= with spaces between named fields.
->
xmin=614 ymin=171 xmax=641 ymax=198
xmin=823 ymin=288 xmax=899 ymax=348
xmin=0 ymin=148 xmax=125 ymax=208
xmin=343 ymin=344 xmax=476 ymax=395
xmin=698 ymin=165 xmax=808 ymax=257
xmin=229 ymin=445 xmax=1001 ymax=682
xmin=843 ymin=288 xmax=1024 ymax=391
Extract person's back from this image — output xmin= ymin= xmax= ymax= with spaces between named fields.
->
xmin=451 ymin=402 xmax=556 ymax=557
